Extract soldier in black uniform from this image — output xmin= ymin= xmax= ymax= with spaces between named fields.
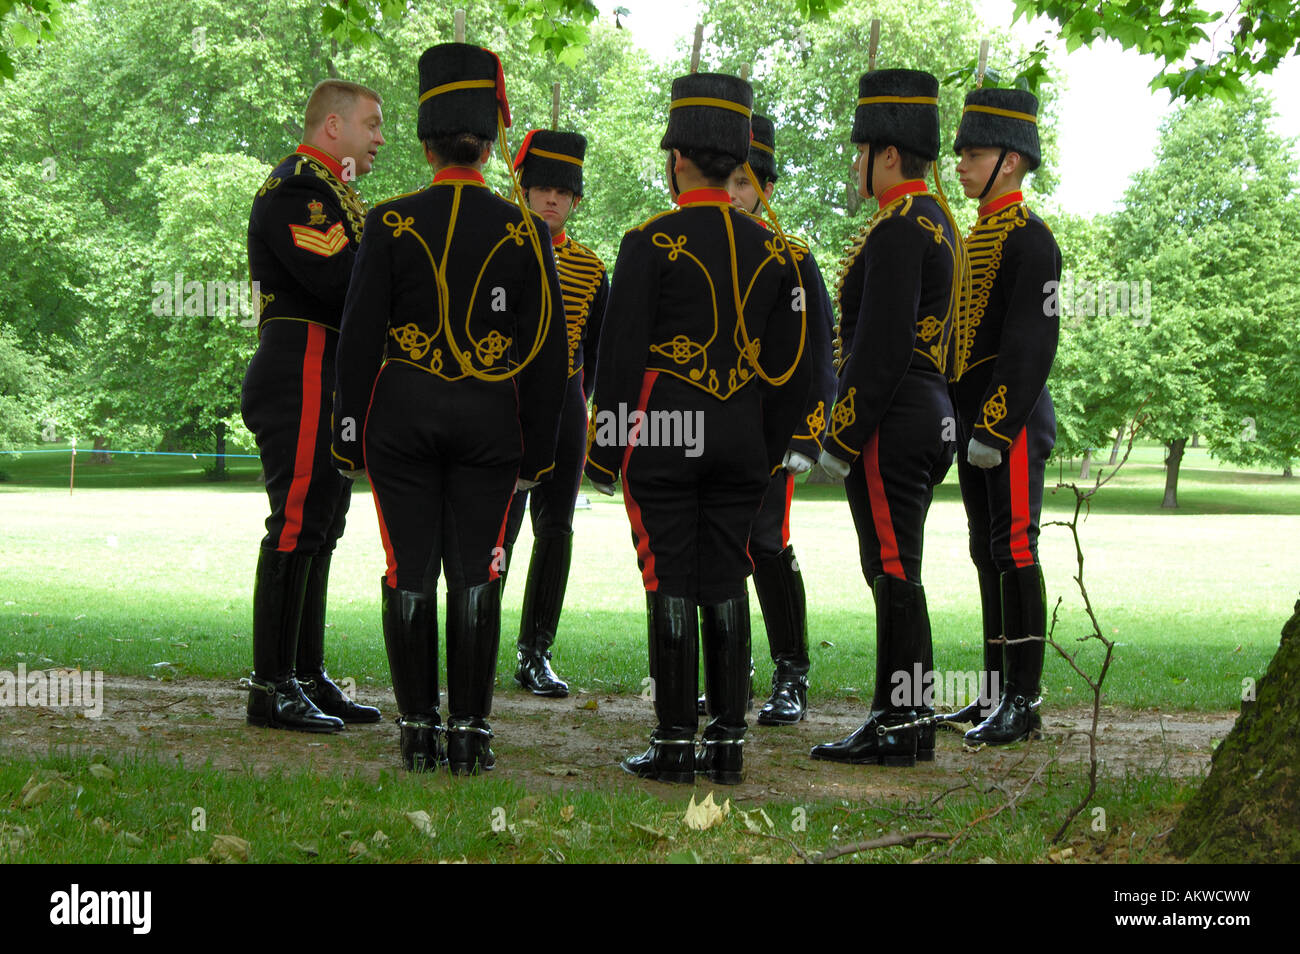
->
xmin=500 ymin=129 xmax=608 ymax=698
xmin=585 ymin=72 xmax=810 ymax=785
xmin=941 ymin=88 xmax=1060 ymax=746
xmin=720 ymin=113 xmax=836 ymax=725
xmin=811 ymin=69 xmax=962 ymax=767
xmin=332 ymin=44 xmax=568 ymax=773
xmin=241 ymin=79 xmax=386 ymax=733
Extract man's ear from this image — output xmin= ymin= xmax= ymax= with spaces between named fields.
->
xmin=571 ymin=194 xmax=582 ymax=212
xmin=1003 ymin=151 xmax=1023 ymax=179
xmin=479 ymin=142 xmax=493 ymax=165
xmin=424 ymin=143 xmax=435 ymax=165
xmin=672 ymin=148 xmax=684 ymax=174
xmin=763 ymin=181 xmax=775 ymax=203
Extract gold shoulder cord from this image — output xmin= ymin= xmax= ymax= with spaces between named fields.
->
xmin=390 ymin=108 xmax=553 ymax=383
xmin=726 ymin=161 xmax=806 ymax=387
xmin=927 ymin=167 xmax=969 ymax=377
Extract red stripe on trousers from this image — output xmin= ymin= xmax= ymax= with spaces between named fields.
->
xmin=1008 ymin=427 xmax=1035 ymax=568
xmin=490 ymin=487 xmax=515 ymax=582
xmin=781 ymin=471 xmax=794 ymax=549
xmin=863 ymin=430 xmax=906 ymax=580
xmin=277 ymin=323 xmax=325 ymax=552
xmin=622 ymin=371 xmax=659 ymax=591
xmin=370 ymin=480 xmax=399 ymax=588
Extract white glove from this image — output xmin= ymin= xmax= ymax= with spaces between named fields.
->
xmin=591 ymin=481 xmax=616 ymax=497
xmin=782 ymin=450 xmax=815 ymax=475
xmin=337 ymin=468 xmax=365 ymax=480
xmin=967 ymin=438 xmax=1002 ymax=469
xmin=515 ymin=478 xmax=540 ymax=492
xmin=817 ymin=450 xmax=851 ymax=481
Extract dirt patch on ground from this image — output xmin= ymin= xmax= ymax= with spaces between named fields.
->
xmin=0 ymin=674 xmax=1232 ymax=803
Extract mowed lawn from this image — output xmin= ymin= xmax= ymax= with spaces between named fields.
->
xmin=1 ymin=441 xmax=1295 ymax=712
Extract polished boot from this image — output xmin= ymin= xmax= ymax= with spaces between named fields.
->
xmin=446 ymin=579 xmax=502 ymax=775
xmin=246 ymin=549 xmax=343 ymax=733
xmin=755 ymin=547 xmax=811 ymax=726
xmin=514 ymin=534 xmax=572 ymax=697
xmin=623 ymin=592 xmax=698 ymax=783
xmin=937 ymin=570 xmax=1003 ymax=727
xmin=966 ymin=565 xmax=1046 ymax=746
xmin=381 ymin=581 xmax=443 ymax=772
xmin=915 ymin=584 xmax=936 ymax=763
xmin=297 ymin=553 xmax=381 ymax=723
xmin=810 ymin=575 xmax=927 ymax=767
xmin=698 ymin=596 xmax=751 ymax=784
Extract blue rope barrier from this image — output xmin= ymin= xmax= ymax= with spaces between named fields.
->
xmin=1 ymin=449 xmax=261 ymax=459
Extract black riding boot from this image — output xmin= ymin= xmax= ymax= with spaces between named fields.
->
xmin=246 ymin=549 xmax=343 ymax=733
xmin=755 ymin=547 xmax=811 ymax=726
xmin=514 ymin=534 xmax=572 ymax=697
xmin=446 ymin=579 xmax=502 ymax=775
xmin=810 ymin=575 xmax=927 ymax=766
xmin=623 ymin=592 xmax=698 ymax=783
xmin=297 ymin=553 xmax=381 ymax=723
xmin=381 ymin=580 xmax=443 ymax=772
xmin=698 ymin=596 xmax=751 ymax=784
xmin=966 ymin=565 xmax=1045 ymax=746
xmin=937 ymin=570 xmax=1003 ymax=727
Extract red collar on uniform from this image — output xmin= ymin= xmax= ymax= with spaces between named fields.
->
xmin=295 ymin=143 xmax=346 ymax=180
xmin=675 ymin=187 xmax=732 ymax=207
xmin=979 ymin=191 xmax=1024 ymax=217
xmin=878 ymin=179 xmax=929 ymax=207
xmin=432 ymin=166 xmax=486 ymax=185
xmin=552 ymin=229 xmax=567 ymax=247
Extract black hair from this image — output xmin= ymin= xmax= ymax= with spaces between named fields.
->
xmin=424 ymin=131 xmax=495 ymax=166
xmin=675 ymin=148 xmax=741 ymax=185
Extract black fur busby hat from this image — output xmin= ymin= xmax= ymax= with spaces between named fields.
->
xmin=953 ymin=87 xmax=1040 ymax=170
xmin=659 ymin=72 xmax=753 ymax=163
xmin=748 ymin=113 xmax=778 ymax=183
xmin=850 ymin=69 xmax=940 ymax=161
xmin=514 ymin=130 xmax=587 ymax=196
xmin=417 ymin=43 xmax=511 ymax=142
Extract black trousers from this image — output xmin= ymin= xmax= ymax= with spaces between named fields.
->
xmin=363 ymin=362 xmax=520 ymax=593
xmin=956 ymin=389 xmax=1056 ymax=575
xmin=621 ymin=373 xmax=768 ymax=603
xmin=843 ymin=371 xmax=955 ymax=585
xmin=241 ymin=321 xmax=350 ymax=556
xmin=749 ymin=470 xmax=795 ymax=562
xmin=504 ymin=373 xmax=587 ymax=545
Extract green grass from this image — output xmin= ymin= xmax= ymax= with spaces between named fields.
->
xmin=0 ymin=747 xmax=1194 ymax=864
xmin=1 ymin=440 xmax=1293 ymax=711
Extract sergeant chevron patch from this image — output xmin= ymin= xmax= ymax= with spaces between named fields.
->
xmin=288 ymin=221 xmax=349 ymax=257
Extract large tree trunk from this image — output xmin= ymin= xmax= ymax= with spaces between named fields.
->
xmin=1190 ymin=431 xmax=1199 ymax=448
xmin=1079 ymin=449 xmax=1093 ymax=480
xmin=1170 ymin=599 xmax=1300 ymax=862
xmin=91 ymin=434 xmax=111 ymax=465
xmin=1285 ymin=464 xmax=1294 ymax=478
xmin=213 ymin=423 xmax=227 ymax=481
xmin=1108 ymin=429 xmax=1122 ymax=465
xmin=1162 ymin=438 xmax=1186 ymax=509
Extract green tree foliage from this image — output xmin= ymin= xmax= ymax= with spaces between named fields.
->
xmin=1110 ymin=84 xmax=1300 ymax=502
xmin=0 ymin=324 xmax=48 ymax=448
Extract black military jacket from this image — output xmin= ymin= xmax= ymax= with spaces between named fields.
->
xmin=583 ymin=187 xmax=810 ymax=483
xmin=949 ymin=191 xmax=1062 ymax=448
xmin=825 ymin=180 xmax=959 ymax=463
xmin=551 ymin=231 xmax=609 ymax=399
xmin=248 ymin=144 xmax=368 ymax=334
xmin=331 ymin=166 xmax=567 ymax=481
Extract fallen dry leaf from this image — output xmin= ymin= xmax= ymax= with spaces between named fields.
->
xmin=88 ymin=764 xmax=115 ymax=780
xmin=210 ymin=833 xmax=250 ymax=863
xmin=682 ymin=792 xmax=730 ymax=831
xmin=404 ymin=810 xmax=436 ymax=837
xmin=560 ymin=805 xmax=576 ymax=823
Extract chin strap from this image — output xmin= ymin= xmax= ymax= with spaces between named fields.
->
xmin=864 ymin=143 xmax=876 ymax=199
xmin=978 ymin=147 xmax=1008 ymax=201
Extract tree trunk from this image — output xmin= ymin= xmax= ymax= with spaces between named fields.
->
xmin=1079 ymin=448 xmax=1093 ymax=480
xmin=91 ymin=435 xmax=111 ymax=465
xmin=1285 ymin=464 xmax=1294 ymax=478
xmin=213 ymin=423 xmax=227 ymax=481
xmin=1190 ymin=431 xmax=1199 ymax=448
xmin=1108 ymin=428 xmax=1122 ymax=465
xmin=1162 ymin=438 xmax=1186 ymax=509
xmin=1170 ymin=599 xmax=1300 ymax=862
